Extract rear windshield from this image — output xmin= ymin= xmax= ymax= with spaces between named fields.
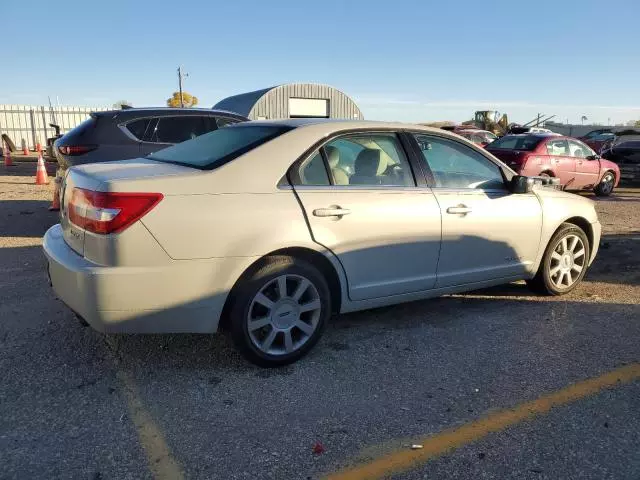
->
xmin=148 ymin=125 xmax=292 ymax=169
xmin=63 ymin=116 xmax=97 ymax=139
xmin=487 ymin=135 xmax=543 ymax=151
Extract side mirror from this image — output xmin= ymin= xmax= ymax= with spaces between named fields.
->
xmin=586 ymin=154 xmax=600 ymax=160
xmin=510 ymin=175 xmax=534 ymax=194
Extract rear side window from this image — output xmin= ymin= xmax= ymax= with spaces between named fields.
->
xmin=488 ymin=135 xmax=542 ymax=151
xmin=148 ymin=125 xmax=291 ymax=170
xmin=124 ymin=118 xmax=153 ymax=141
xmin=150 ymin=116 xmax=212 ymax=144
xmin=295 ymin=150 xmax=331 ymax=186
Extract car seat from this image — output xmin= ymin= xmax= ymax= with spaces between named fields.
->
xmin=350 ymin=149 xmax=386 ymax=185
xmin=325 ymin=146 xmax=349 ymax=185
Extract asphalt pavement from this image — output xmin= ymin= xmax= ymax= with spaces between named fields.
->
xmin=1 ymin=163 xmax=638 ymax=479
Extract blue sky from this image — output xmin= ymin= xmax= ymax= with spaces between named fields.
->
xmin=2 ymin=0 xmax=640 ymax=125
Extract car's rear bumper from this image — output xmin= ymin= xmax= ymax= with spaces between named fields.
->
xmin=43 ymin=224 xmax=250 ymax=334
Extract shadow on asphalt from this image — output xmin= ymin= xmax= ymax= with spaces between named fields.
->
xmin=0 ymin=200 xmax=57 ymax=237
xmin=0 ymin=161 xmax=57 ymax=177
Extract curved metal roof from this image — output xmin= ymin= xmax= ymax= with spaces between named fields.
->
xmin=213 ymin=83 xmax=362 ymax=120
xmin=213 ymin=87 xmax=276 ymax=117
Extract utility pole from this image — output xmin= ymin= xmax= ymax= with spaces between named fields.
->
xmin=177 ymin=66 xmax=189 ymax=108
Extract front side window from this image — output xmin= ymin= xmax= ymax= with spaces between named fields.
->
xmin=149 ymin=125 xmax=291 ymax=170
xmin=323 ymin=133 xmax=415 ymax=187
xmin=546 ymin=139 xmax=569 ymax=156
xmin=568 ymin=140 xmax=594 ymax=158
xmin=413 ymin=134 xmax=506 ymax=190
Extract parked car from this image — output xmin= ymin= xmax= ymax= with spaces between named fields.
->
xmin=53 ymin=107 xmax=247 ymax=169
xmin=455 ymin=128 xmax=498 ymax=147
xmin=601 ymin=131 xmax=640 ymax=183
xmin=44 ymin=120 xmax=601 ymax=366
xmin=579 ymin=129 xmax=616 ymax=153
xmin=487 ymin=133 xmax=620 ymax=196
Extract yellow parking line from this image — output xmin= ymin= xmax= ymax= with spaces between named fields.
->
xmin=116 ymin=369 xmax=185 ymax=480
xmin=326 ymin=363 xmax=640 ymax=480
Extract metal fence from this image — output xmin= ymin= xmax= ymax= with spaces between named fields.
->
xmin=0 ymin=104 xmax=110 ymax=150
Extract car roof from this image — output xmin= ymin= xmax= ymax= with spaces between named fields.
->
xmin=230 ymin=118 xmax=459 ymax=134
xmin=93 ymin=107 xmax=248 ymax=121
xmin=502 ymin=132 xmax=563 ymax=139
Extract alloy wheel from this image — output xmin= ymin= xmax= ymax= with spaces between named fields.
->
xmin=247 ymin=274 xmax=322 ymax=356
xmin=600 ymin=173 xmax=614 ymax=195
xmin=549 ymin=234 xmax=586 ymax=289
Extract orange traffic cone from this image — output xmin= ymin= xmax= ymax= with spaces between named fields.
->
xmin=3 ymin=141 xmax=11 ymax=167
xmin=49 ymin=178 xmax=61 ymax=211
xmin=36 ymin=142 xmax=42 ymax=154
xmin=23 ymin=144 xmax=29 ymax=155
xmin=35 ymin=153 xmax=49 ymax=185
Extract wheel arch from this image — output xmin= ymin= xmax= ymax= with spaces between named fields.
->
xmin=599 ymin=168 xmax=617 ymax=183
xmin=561 ymin=216 xmax=594 ymax=252
xmin=218 ymin=246 xmax=345 ymax=331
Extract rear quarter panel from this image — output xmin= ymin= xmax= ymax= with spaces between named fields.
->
xmin=140 ymin=189 xmax=349 ymax=311
xmin=141 ymin=190 xmax=320 ymax=260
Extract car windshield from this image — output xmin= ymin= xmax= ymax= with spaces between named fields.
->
xmin=148 ymin=125 xmax=292 ymax=169
xmin=487 ymin=135 xmax=543 ymax=151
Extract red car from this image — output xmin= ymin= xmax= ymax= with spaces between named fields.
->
xmin=487 ymin=133 xmax=620 ymax=196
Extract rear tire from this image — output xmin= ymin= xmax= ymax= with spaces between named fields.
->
xmin=526 ymin=223 xmax=590 ymax=296
xmin=594 ymin=171 xmax=615 ymax=197
xmin=229 ymin=255 xmax=331 ymax=367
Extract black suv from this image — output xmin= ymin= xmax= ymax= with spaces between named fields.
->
xmin=54 ymin=107 xmax=247 ymax=169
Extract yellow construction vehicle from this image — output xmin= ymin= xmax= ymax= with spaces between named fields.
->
xmin=462 ymin=111 xmax=510 ymax=136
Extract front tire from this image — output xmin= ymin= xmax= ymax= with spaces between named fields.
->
xmin=527 ymin=223 xmax=590 ymax=295
xmin=594 ymin=171 xmax=615 ymax=197
xmin=229 ymin=256 xmax=331 ymax=367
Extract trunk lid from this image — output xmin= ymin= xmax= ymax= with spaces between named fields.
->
xmin=60 ymin=158 xmax=199 ymax=256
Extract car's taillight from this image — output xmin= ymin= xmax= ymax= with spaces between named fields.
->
xmin=68 ymin=188 xmax=163 ymax=234
xmin=58 ymin=145 xmax=98 ymax=156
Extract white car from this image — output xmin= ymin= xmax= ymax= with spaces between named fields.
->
xmin=44 ymin=119 xmax=601 ymax=366
xmin=528 ymin=127 xmax=554 ymax=134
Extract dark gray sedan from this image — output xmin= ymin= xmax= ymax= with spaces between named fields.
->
xmin=54 ymin=107 xmax=247 ymax=169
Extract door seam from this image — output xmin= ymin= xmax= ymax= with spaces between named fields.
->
xmin=289 ymin=186 xmax=352 ymax=300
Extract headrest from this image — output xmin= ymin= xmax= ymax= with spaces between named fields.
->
xmin=354 ymin=149 xmax=385 ymax=176
xmin=325 ymin=146 xmax=340 ymax=168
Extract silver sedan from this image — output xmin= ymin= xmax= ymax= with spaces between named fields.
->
xmin=43 ymin=119 xmax=601 ymax=366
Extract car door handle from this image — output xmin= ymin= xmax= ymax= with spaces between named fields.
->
xmin=446 ymin=205 xmax=472 ymax=215
xmin=313 ymin=207 xmax=351 ymax=217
